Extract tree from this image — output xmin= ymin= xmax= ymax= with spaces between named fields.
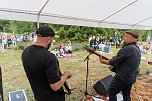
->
xmin=0 ymin=19 xmax=9 ymax=32
xmin=0 ymin=19 xmax=151 ymax=43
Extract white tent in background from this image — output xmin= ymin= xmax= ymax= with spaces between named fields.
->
xmin=0 ymin=0 xmax=152 ymax=30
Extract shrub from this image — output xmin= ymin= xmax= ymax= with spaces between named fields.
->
xmin=72 ymin=42 xmax=89 ymax=51
xmin=10 ymin=45 xmax=18 ymax=50
xmin=17 ymin=42 xmax=32 ymax=50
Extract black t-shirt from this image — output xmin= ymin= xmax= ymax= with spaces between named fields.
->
xmin=21 ymin=45 xmax=65 ymax=101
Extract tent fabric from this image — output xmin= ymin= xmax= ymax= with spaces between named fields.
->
xmin=0 ymin=0 xmax=152 ymax=30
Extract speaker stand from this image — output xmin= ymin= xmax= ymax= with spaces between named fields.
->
xmin=84 ymin=53 xmax=91 ymax=96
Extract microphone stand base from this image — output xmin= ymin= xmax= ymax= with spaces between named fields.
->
xmin=84 ymin=92 xmax=89 ymax=96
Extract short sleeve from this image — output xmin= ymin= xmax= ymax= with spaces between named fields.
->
xmin=44 ymin=53 xmax=61 ymax=84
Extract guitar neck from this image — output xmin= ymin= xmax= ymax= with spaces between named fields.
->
xmin=59 ymin=70 xmax=71 ymax=95
xmin=92 ymin=51 xmax=109 ymax=60
xmin=53 ymin=53 xmax=71 ymax=95
xmin=84 ymin=47 xmax=109 ymax=60
xmin=63 ymin=81 xmax=71 ymax=94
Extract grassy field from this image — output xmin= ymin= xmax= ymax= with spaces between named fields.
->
xmin=0 ymin=47 xmax=152 ymax=101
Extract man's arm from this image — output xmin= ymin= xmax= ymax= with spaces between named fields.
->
xmin=99 ymin=56 xmax=110 ymax=65
xmin=50 ymin=71 xmax=72 ymax=91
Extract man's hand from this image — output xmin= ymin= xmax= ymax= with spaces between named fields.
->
xmin=99 ymin=56 xmax=104 ymax=63
xmin=99 ymin=56 xmax=110 ymax=65
xmin=51 ymin=71 xmax=72 ymax=91
xmin=63 ymin=71 xmax=72 ymax=79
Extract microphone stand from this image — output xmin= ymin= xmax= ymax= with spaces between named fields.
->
xmin=84 ymin=53 xmax=91 ymax=95
xmin=0 ymin=66 xmax=3 ymax=101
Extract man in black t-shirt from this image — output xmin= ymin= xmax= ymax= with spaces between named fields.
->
xmin=99 ymin=30 xmax=141 ymax=101
xmin=22 ymin=26 xmax=72 ymax=101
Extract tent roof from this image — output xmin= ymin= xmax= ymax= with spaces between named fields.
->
xmin=0 ymin=0 xmax=152 ymax=30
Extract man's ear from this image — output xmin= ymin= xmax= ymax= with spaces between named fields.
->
xmin=45 ymin=37 xmax=50 ymax=43
xmin=131 ymin=36 xmax=135 ymax=40
xmin=49 ymin=37 xmax=52 ymax=42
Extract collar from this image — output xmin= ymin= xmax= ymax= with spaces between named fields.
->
xmin=125 ymin=42 xmax=137 ymax=46
xmin=123 ymin=42 xmax=137 ymax=47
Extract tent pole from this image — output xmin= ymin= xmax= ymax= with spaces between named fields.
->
xmin=99 ymin=0 xmax=139 ymax=23
xmin=38 ymin=0 xmax=49 ymax=15
xmin=37 ymin=15 xmax=40 ymax=28
xmin=37 ymin=0 xmax=49 ymax=28
xmin=133 ymin=17 xmax=152 ymax=27
xmin=37 ymin=22 xmax=39 ymax=28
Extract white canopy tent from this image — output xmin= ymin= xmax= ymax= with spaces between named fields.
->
xmin=0 ymin=0 xmax=152 ymax=30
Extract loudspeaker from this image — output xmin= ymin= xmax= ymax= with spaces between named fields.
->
xmin=93 ymin=75 xmax=113 ymax=95
xmin=9 ymin=89 xmax=28 ymax=101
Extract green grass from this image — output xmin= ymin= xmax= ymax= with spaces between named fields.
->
xmin=0 ymin=47 xmax=151 ymax=101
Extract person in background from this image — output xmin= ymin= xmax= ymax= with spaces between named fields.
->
xmin=95 ymin=37 xmax=100 ymax=51
xmin=58 ymin=44 xmax=67 ymax=56
xmin=2 ymin=34 xmax=7 ymax=51
xmin=114 ymin=32 xmax=118 ymax=47
xmin=109 ymin=37 xmax=113 ymax=47
xmin=103 ymin=42 xmax=110 ymax=53
xmin=90 ymin=36 xmax=96 ymax=51
xmin=65 ymin=43 xmax=73 ymax=54
xmin=89 ymin=35 xmax=92 ymax=45
xmin=99 ymin=30 xmax=141 ymax=101
xmin=22 ymin=26 xmax=72 ymax=101
xmin=7 ymin=36 xmax=12 ymax=49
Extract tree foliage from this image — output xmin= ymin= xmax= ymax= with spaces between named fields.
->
xmin=0 ymin=19 xmax=151 ymax=42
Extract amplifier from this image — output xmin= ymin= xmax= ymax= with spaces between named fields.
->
xmin=9 ymin=89 xmax=28 ymax=101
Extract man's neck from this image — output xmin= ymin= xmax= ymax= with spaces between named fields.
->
xmin=34 ymin=42 xmax=47 ymax=48
xmin=127 ymin=42 xmax=136 ymax=45
xmin=123 ymin=41 xmax=137 ymax=47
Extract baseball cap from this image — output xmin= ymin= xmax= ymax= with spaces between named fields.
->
xmin=36 ymin=26 xmax=55 ymax=37
xmin=125 ymin=30 xmax=139 ymax=39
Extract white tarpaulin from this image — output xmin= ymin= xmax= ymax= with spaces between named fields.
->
xmin=0 ymin=0 xmax=152 ymax=30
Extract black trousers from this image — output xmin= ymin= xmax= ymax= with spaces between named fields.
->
xmin=108 ymin=77 xmax=133 ymax=101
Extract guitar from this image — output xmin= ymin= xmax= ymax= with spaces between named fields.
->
xmin=59 ymin=71 xmax=72 ymax=95
xmin=84 ymin=47 xmax=116 ymax=73
xmin=54 ymin=56 xmax=72 ymax=95
xmin=63 ymin=81 xmax=72 ymax=95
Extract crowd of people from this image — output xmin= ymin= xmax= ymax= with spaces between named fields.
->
xmin=0 ymin=32 xmax=36 ymax=53
xmin=0 ymin=31 xmax=76 ymax=58
xmin=54 ymin=42 xmax=75 ymax=57
xmin=137 ymin=41 xmax=152 ymax=54
xmin=88 ymin=33 xmax=152 ymax=55
xmin=89 ymin=32 xmax=122 ymax=53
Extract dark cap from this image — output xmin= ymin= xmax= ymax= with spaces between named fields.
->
xmin=125 ymin=30 xmax=139 ymax=39
xmin=36 ymin=26 xmax=55 ymax=37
